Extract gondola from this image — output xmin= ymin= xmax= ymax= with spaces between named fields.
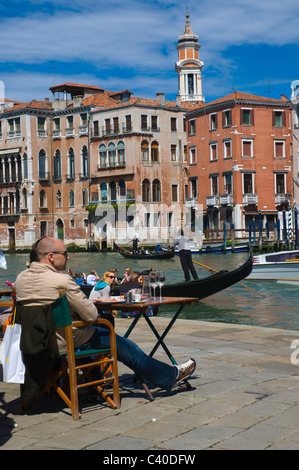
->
xmin=161 ymin=254 xmax=252 ymax=299
xmin=113 ymin=242 xmax=175 ymax=260
xmin=80 ymin=254 xmax=252 ymax=300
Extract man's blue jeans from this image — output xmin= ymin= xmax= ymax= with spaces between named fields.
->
xmin=80 ymin=327 xmax=177 ymax=391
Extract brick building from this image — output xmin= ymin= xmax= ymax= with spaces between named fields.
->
xmin=185 ymin=92 xmax=293 ymax=240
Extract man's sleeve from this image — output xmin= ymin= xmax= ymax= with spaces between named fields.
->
xmin=65 ymin=276 xmax=98 ymax=322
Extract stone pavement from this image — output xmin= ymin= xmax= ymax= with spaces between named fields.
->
xmin=1 ymin=317 xmax=299 ymax=450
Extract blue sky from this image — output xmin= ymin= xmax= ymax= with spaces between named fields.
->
xmin=0 ymin=0 xmax=298 ymax=104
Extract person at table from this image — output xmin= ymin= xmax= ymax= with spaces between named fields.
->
xmin=119 ymin=271 xmax=143 ymax=294
xmin=120 ymin=267 xmax=131 ymax=284
xmin=86 ymin=269 xmax=100 ymax=286
xmin=89 ymin=270 xmax=115 ymax=301
xmin=15 ymin=237 xmax=196 ymax=407
xmin=74 ymin=271 xmax=87 ymax=286
xmin=172 ymin=229 xmax=199 ymax=282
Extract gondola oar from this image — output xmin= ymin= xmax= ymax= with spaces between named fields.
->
xmin=192 ymin=259 xmax=264 ymax=297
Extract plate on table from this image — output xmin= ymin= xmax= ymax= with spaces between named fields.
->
xmin=94 ymin=296 xmax=125 ymax=303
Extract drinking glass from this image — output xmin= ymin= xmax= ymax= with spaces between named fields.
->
xmin=150 ymin=271 xmax=157 ymax=299
xmin=156 ymin=270 xmax=165 ymax=300
xmin=142 ymin=275 xmax=151 ymax=299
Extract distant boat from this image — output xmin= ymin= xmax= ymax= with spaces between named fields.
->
xmin=201 ymin=242 xmax=249 ymax=254
xmin=246 ymin=250 xmax=299 ymax=283
xmin=113 ymin=242 xmax=175 ymax=260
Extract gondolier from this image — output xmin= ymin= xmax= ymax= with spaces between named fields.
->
xmin=172 ymin=230 xmax=199 ymax=282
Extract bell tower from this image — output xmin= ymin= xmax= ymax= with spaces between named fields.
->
xmin=175 ymin=12 xmax=204 ymax=103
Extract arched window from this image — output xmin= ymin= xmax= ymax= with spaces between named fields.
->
xmin=56 ymin=190 xmax=62 ymax=208
xmin=82 ymin=188 xmax=88 ymax=206
xmin=38 ymin=149 xmax=47 ymax=179
xmin=99 ymin=144 xmax=107 ymax=168
xmin=39 ymin=189 xmax=47 ymax=208
xmin=151 ymin=141 xmax=159 ymax=162
xmin=21 ymin=188 xmax=27 ymax=210
xmin=100 ymin=182 xmax=107 ymax=202
xmin=142 ymin=179 xmax=151 ymax=202
xmin=68 ymin=147 xmax=75 ymax=178
xmin=23 ymin=153 xmax=28 ymax=180
xmin=110 ymin=181 xmax=117 ymax=202
xmin=81 ymin=145 xmax=88 ymax=177
xmin=69 ymin=190 xmax=74 ymax=207
xmin=108 ymin=142 xmax=116 ymax=166
xmin=117 ymin=141 xmax=125 ymax=165
xmin=54 ymin=149 xmax=61 ymax=180
xmin=141 ymin=140 xmax=149 ymax=161
xmin=119 ymin=179 xmax=126 ymax=197
xmin=152 ymin=178 xmax=161 ymax=202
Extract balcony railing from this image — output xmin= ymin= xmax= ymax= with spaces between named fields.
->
xmin=206 ymin=195 xmax=219 ymax=206
xmin=8 ymin=130 xmax=21 ymax=139
xmin=37 ymin=129 xmax=47 ymax=138
xmin=220 ymin=194 xmax=234 ymax=205
xmin=79 ymin=125 xmax=88 ymax=136
xmin=97 ymin=161 xmax=126 ymax=171
xmin=38 ymin=172 xmax=50 ymax=181
xmin=243 ymin=193 xmax=258 ymax=205
xmin=52 ymin=129 xmax=61 ymax=139
xmin=275 ymin=193 xmax=291 ymax=205
xmin=65 ymin=127 xmax=74 ymax=138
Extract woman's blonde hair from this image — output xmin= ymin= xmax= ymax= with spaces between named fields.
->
xmin=102 ymin=270 xmax=114 ymax=280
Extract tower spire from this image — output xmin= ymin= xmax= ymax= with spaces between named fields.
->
xmin=175 ymin=12 xmax=204 ymax=103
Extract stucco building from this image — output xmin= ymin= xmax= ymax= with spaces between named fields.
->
xmin=185 ymin=92 xmax=293 ymax=241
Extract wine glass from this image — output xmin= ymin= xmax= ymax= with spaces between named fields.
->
xmin=150 ymin=271 xmax=157 ymax=299
xmin=156 ymin=270 xmax=165 ymax=300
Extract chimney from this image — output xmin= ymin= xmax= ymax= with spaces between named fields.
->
xmin=157 ymin=92 xmax=166 ymax=107
xmin=280 ymin=94 xmax=288 ymax=102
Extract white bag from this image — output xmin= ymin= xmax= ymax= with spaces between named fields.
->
xmin=1 ymin=321 xmax=25 ymax=384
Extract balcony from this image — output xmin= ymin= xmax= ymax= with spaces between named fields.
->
xmin=8 ymin=130 xmax=21 ymax=139
xmin=243 ymin=193 xmax=258 ymax=205
xmin=79 ymin=125 xmax=88 ymax=136
xmin=65 ymin=173 xmax=75 ymax=181
xmin=97 ymin=161 xmax=126 ymax=171
xmin=38 ymin=172 xmax=50 ymax=182
xmin=52 ymin=129 xmax=61 ymax=139
xmin=206 ymin=195 xmax=219 ymax=206
xmin=65 ymin=127 xmax=74 ymax=138
xmin=275 ymin=193 xmax=291 ymax=205
xmin=220 ymin=194 xmax=234 ymax=205
xmin=37 ymin=129 xmax=47 ymax=138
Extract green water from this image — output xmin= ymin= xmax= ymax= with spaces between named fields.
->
xmin=1 ymin=251 xmax=299 ymax=331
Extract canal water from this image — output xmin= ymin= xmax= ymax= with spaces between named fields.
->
xmin=1 ymin=251 xmax=299 ymax=331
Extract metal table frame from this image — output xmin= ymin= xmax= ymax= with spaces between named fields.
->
xmin=95 ymin=296 xmax=198 ymax=400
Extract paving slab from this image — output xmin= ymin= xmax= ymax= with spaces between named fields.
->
xmin=1 ymin=318 xmax=299 ymax=450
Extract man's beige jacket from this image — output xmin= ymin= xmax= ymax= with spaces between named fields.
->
xmin=16 ymin=262 xmax=98 ymax=355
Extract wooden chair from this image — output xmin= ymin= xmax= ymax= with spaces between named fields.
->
xmin=21 ymin=295 xmax=120 ymax=419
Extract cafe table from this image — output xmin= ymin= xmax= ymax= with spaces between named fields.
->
xmin=94 ymin=296 xmax=198 ymax=400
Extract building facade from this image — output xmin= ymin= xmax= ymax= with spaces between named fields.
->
xmin=291 ymin=80 xmax=299 ymax=209
xmin=185 ymin=92 xmax=293 ymax=241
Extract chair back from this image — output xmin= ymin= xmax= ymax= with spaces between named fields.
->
xmin=51 ymin=295 xmax=72 ymax=328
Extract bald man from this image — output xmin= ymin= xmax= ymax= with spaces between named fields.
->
xmin=16 ymin=237 xmax=196 ymax=395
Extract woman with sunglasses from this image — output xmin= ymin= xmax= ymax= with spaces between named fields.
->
xmin=89 ymin=270 xmax=116 ymax=301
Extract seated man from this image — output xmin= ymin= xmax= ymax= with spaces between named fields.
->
xmin=15 ymin=237 xmax=196 ymax=403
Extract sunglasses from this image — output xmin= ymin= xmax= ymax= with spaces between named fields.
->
xmin=107 ymin=275 xmax=115 ymax=279
xmin=43 ymin=250 xmax=68 ymax=257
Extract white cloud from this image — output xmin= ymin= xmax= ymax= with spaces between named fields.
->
xmin=0 ymin=0 xmax=298 ymax=102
